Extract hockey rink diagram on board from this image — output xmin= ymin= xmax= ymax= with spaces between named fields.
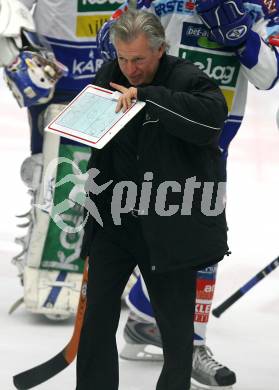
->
xmin=55 ymin=92 xmax=122 ymax=137
xmin=46 ymin=85 xmax=145 ymax=148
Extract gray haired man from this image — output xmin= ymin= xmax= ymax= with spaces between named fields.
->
xmin=77 ymin=10 xmax=228 ymax=390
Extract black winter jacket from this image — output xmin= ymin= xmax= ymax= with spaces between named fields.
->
xmin=81 ymin=54 xmax=229 ymax=272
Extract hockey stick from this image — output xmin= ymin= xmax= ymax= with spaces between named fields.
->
xmin=13 ymin=258 xmax=88 ymax=390
xmin=212 ymin=256 xmax=279 ymax=318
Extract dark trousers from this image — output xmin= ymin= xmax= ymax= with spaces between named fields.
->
xmin=76 ymin=215 xmax=197 ymax=390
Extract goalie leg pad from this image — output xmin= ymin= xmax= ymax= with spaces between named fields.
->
xmin=17 ymin=101 xmax=91 ymax=319
xmin=24 ymin=266 xmax=82 ymax=320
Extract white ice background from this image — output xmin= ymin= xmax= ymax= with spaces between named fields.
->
xmin=0 ymin=71 xmax=279 ymax=390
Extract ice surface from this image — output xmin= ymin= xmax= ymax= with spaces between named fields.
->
xmin=0 ymin=72 xmax=279 ymax=389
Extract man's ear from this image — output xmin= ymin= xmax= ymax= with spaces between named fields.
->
xmin=158 ymin=43 xmax=165 ymax=59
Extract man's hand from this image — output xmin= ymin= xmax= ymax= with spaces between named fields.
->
xmin=196 ymin=0 xmax=252 ymax=47
xmin=110 ymin=82 xmax=138 ymax=112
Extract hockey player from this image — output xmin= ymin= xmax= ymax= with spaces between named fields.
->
xmin=96 ymin=0 xmax=279 ymax=388
xmin=4 ymin=0 xmax=125 ymax=320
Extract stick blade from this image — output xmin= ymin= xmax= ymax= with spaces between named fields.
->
xmin=13 ymin=350 xmax=68 ymax=390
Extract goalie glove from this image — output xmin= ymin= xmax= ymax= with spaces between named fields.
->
xmin=196 ymin=0 xmax=253 ymax=47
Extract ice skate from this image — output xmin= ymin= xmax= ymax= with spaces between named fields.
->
xmin=191 ymin=345 xmax=236 ymax=389
xmin=120 ymin=314 xmax=163 ymax=361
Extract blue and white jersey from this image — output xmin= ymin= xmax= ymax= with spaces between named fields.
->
xmin=145 ymin=0 xmax=279 ymax=156
xmin=19 ymin=0 xmax=125 ymax=92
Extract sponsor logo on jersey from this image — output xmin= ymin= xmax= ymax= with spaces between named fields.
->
xmin=76 ymin=15 xmax=111 ymax=37
xmin=226 ymin=25 xmax=248 ymax=41
xmin=179 ymin=48 xmax=239 ymax=87
xmin=52 ymin=45 xmax=103 ymax=90
xmin=181 ymin=22 xmax=224 ymax=49
xmin=178 ymin=23 xmax=241 ymax=112
xmin=196 ymin=279 xmax=215 ymax=300
xmin=154 ymin=0 xmax=192 ymax=17
xmin=195 ymin=303 xmax=211 ymax=323
xmin=179 ymin=47 xmax=239 ymax=111
xmin=78 ymin=0 xmax=124 ymax=12
xmin=182 ymin=23 xmax=209 ymax=38
xmin=72 ymin=56 xmax=103 ymax=79
xmin=198 ymin=265 xmax=217 ymax=275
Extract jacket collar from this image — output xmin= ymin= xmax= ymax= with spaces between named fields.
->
xmin=151 ymin=53 xmax=177 ymax=86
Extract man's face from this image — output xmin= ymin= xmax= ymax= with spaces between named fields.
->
xmin=114 ymin=33 xmax=164 ymax=86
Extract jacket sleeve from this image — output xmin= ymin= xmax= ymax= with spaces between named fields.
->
xmin=137 ymin=65 xmax=228 ymax=146
xmin=236 ymin=18 xmax=279 ymax=90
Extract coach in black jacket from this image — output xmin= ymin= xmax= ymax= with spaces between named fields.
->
xmin=77 ymin=10 xmax=228 ymax=390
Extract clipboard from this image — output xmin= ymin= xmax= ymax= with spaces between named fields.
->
xmin=45 ymin=84 xmax=146 ymax=149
